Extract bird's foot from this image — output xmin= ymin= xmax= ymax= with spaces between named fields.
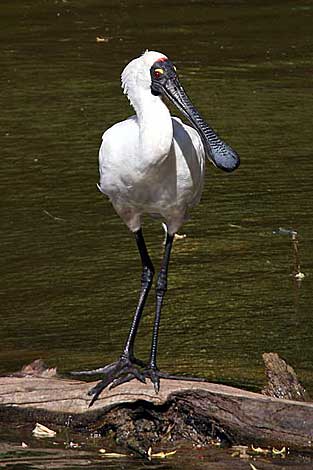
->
xmin=72 ymin=358 xmax=208 ymax=405
xmin=71 ymin=355 xmax=146 ymax=406
xmin=143 ymin=366 xmax=161 ymax=393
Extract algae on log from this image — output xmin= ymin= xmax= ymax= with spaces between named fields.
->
xmin=0 ymin=358 xmax=313 ymax=455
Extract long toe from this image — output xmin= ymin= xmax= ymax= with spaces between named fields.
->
xmin=88 ymin=379 xmax=112 ymax=407
xmin=74 ymin=357 xmax=147 ymax=406
xmin=71 ymin=361 xmax=120 ymax=377
xmin=144 ymin=367 xmax=160 ymax=393
xmin=109 ymin=369 xmax=146 ymax=390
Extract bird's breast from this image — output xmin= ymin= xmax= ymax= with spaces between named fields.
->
xmin=98 ymin=115 xmax=205 ymax=213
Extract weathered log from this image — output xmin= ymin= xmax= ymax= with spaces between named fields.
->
xmin=262 ymin=352 xmax=310 ymax=402
xmin=1 ymin=359 xmax=313 ymax=456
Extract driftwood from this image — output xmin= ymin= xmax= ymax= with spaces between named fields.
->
xmin=0 ymin=356 xmax=312 ymax=456
xmin=262 ymin=352 xmax=310 ymax=402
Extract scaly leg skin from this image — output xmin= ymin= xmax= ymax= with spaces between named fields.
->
xmin=72 ymin=229 xmax=207 ymax=405
xmin=139 ymin=231 xmax=210 ymax=393
xmin=144 ymin=230 xmax=174 ymax=393
xmin=72 ymin=229 xmax=155 ymax=407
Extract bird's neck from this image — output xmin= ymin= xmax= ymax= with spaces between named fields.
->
xmin=130 ymin=90 xmax=173 ymax=163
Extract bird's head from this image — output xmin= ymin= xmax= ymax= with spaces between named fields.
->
xmin=121 ymin=50 xmax=240 ymax=172
xmin=121 ymin=50 xmax=168 ymax=96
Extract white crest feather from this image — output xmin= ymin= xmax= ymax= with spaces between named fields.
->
xmin=121 ymin=50 xmax=168 ymax=104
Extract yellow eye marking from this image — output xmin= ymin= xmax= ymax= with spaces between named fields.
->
xmin=173 ymin=65 xmax=177 ymax=71
xmin=155 ymin=68 xmax=164 ymax=74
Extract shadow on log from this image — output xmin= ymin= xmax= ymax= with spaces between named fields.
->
xmin=0 ymin=355 xmax=312 ymax=456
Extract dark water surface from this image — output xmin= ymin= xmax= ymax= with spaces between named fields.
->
xmin=1 ymin=0 xmax=313 ymax=468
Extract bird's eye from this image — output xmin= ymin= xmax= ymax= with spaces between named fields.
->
xmin=154 ymin=68 xmax=164 ymax=79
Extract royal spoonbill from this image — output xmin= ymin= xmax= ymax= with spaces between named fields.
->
xmin=76 ymin=50 xmax=240 ymax=405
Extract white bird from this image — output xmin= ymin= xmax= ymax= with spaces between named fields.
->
xmin=76 ymin=50 xmax=239 ymax=405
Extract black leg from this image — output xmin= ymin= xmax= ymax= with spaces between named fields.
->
xmin=146 ymin=231 xmax=174 ymax=391
xmin=72 ymin=228 xmax=206 ymax=405
xmin=143 ymin=231 xmax=209 ymax=392
xmin=72 ymin=228 xmax=155 ymax=405
xmin=122 ymin=228 xmax=155 ymax=360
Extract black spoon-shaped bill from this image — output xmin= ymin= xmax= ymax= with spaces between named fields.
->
xmin=150 ymin=60 xmax=240 ymax=172
xmin=162 ymin=79 xmax=240 ymax=172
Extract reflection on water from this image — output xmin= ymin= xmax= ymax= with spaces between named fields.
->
xmin=1 ymin=0 xmax=313 ymax=468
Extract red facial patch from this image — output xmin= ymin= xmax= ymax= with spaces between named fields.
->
xmin=154 ymin=57 xmax=168 ymax=63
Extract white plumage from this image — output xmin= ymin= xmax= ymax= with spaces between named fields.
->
xmin=75 ymin=50 xmax=239 ymax=405
xmin=98 ymin=50 xmax=205 ymax=235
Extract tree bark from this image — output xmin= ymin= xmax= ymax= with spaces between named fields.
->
xmin=0 ymin=358 xmax=312 ymax=456
xmin=262 ymin=352 xmax=310 ymax=402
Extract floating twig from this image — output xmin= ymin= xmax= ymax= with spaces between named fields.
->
xmin=273 ymin=227 xmax=305 ymax=280
xmin=43 ymin=209 xmax=66 ymax=223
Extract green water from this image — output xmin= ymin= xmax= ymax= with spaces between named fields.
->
xmin=1 ymin=0 xmax=313 ymax=468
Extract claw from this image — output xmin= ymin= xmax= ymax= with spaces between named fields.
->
xmin=153 ymin=376 xmax=160 ymax=393
xmin=73 ymin=357 xmax=207 ymax=406
xmin=72 ymin=356 xmax=148 ymax=406
xmin=89 ymin=390 xmax=102 ymax=408
xmin=144 ymin=367 xmax=160 ymax=393
xmin=88 ymin=378 xmax=111 ymax=397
